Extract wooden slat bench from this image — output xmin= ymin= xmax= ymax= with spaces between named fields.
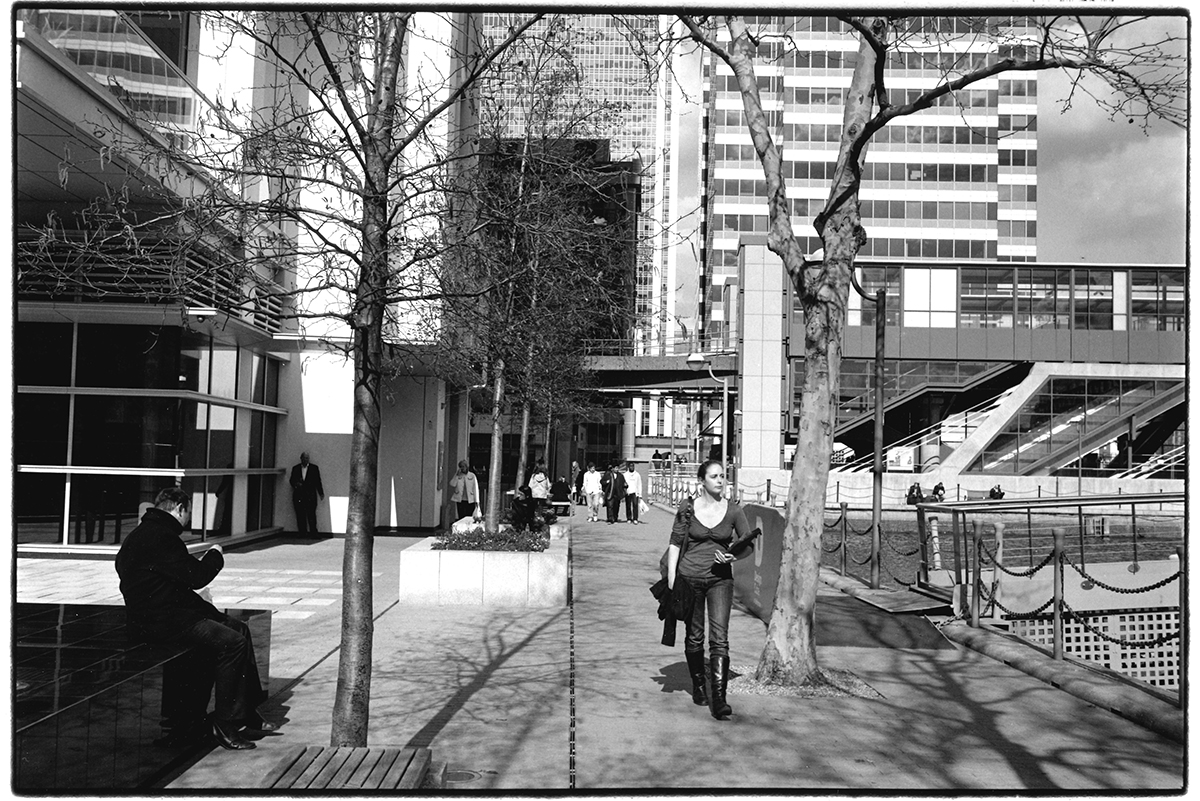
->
xmin=260 ymin=745 xmax=444 ymax=790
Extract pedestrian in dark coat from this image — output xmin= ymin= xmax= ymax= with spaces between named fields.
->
xmin=604 ymin=463 xmax=627 ymax=524
xmin=116 ymin=488 xmax=274 ymax=751
xmin=289 ymin=451 xmax=325 ymax=536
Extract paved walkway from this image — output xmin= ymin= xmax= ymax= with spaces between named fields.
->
xmin=16 ymin=507 xmax=1185 ymax=792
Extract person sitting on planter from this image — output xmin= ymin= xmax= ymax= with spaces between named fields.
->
xmin=510 ymin=485 xmax=536 ymax=531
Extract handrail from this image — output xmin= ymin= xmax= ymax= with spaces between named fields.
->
xmin=833 ymin=388 xmax=1012 ymax=473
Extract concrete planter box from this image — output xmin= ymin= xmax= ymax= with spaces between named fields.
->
xmin=399 ymin=523 xmax=569 ymax=606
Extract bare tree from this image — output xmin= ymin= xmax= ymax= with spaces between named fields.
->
xmin=20 ymin=9 xmax=545 ymax=745
xmin=443 ymin=17 xmax=640 ymax=532
xmin=677 ymin=13 xmax=1185 ymax=686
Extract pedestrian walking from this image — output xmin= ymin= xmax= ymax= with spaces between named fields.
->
xmin=623 ymin=462 xmax=643 ymax=524
xmin=665 ymin=459 xmax=752 ymax=720
xmin=448 ymin=460 xmax=480 ymax=521
xmin=529 ymin=465 xmax=551 ymax=509
xmin=604 ymin=462 xmax=626 ymax=524
xmin=574 ymin=466 xmax=586 ymax=506
xmin=581 ymin=463 xmax=604 ymax=522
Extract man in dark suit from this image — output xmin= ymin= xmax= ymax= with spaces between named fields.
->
xmin=289 ymin=452 xmax=325 ymax=536
xmin=115 ymin=488 xmax=274 ymax=751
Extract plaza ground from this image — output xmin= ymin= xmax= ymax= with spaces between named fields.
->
xmin=15 ymin=504 xmax=1185 ymax=792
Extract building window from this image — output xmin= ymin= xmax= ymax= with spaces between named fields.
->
xmin=960 ymin=267 xmax=1015 ymax=328
xmin=902 ymin=268 xmax=957 ymax=327
xmin=1131 ymin=269 xmax=1185 ymax=331
xmin=848 ymin=266 xmax=900 ymax=326
xmin=1075 ymin=269 xmax=1114 ymax=331
xmin=1016 ymin=268 xmax=1070 ymax=329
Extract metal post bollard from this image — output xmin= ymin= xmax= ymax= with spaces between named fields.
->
xmin=766 ymin=479 xmax=772 ymax=507
xmin=916 ymin=507 xmax=928 ymax=584
xmin=840 ymin=501 xmax=849 ymax=577
xmin=971 ymin=521 xmax=981 ymax=627
xmin=1052 ymin=528 xmax=1065 ymax=660
xmin=991 ymin=522 xmax=1005 ymax=623
xmin=929 ymin=515 xmax=942 ymax=572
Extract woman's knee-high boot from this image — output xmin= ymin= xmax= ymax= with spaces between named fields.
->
xmin=709 ymin=655 xmax=732 ymax=719
xmin=684 ymin=650 xmax=708 ymax=706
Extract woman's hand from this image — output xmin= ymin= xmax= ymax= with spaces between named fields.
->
xmin=713 ymin=550 xmax=735 ymax=565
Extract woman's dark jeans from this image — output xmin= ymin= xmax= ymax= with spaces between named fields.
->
xmin=683 ymin=573 xmax=733 ymax=658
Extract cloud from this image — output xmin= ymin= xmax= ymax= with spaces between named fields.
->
xmin=1036 ymin=29 xmax=1187 ymax=264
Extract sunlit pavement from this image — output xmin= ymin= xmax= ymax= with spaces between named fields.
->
xmin=16 ymin=509 xmax=1185 ymax=792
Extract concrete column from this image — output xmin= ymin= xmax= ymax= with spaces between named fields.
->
xmin=622 ymin=406 xmax=637 ymax=461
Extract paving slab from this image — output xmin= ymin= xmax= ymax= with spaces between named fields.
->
xmin=15 ymin=507 xmax=1186 ymax=793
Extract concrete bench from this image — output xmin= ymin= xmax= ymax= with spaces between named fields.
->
xmin=260 ymin=745 xmax=445 ymax=790
xmin=14 ymin=603 xmax=270 ymax=790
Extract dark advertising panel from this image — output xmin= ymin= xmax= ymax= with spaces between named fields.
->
xmin=733 ymin=503 xmax=785 ymax=622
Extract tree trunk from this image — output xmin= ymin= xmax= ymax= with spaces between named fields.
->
xmin=516 ymin=399 xmax=532 ymax=488
xmin=485 ymin=355 xmax=507 ymax=534
xmin=331 ymin=179 xmax=388 ymax=746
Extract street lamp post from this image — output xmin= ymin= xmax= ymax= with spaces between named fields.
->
xmin=848 ymin=274 xmax=886 ymax=590
xmin=687 ymin=352 xmax=729 ymax=488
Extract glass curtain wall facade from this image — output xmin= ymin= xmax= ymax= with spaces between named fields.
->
xmin=812 ymin=261 xmax=1186 ymax=428
xmin=701 ymin=15 xmax=1039 ymax=343
xmin=15 ymin=322 xmax=285 ymax=546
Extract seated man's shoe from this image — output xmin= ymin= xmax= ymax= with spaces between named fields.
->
xmin=241 ymin=714 xmax=280 ymax=733
xmin=212 ymin=719 xmax=257 ymax=750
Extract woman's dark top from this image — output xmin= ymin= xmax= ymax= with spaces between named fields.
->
xmin=670 ymin=499 xmax=750 ymax=580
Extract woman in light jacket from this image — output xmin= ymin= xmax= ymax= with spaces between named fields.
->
xmin=665 ymin=459 xmax=751 ymax=720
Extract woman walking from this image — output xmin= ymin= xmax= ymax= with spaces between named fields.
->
xmin=581 ymin=463 xmax=604 ymax=523
xmin=664 ymin=459 xmax=751 ymax=720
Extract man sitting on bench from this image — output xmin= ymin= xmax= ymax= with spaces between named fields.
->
xmin=115 ymin=487 xmax=276 ymax=751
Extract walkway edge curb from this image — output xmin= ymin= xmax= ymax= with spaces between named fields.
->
xmin=819 ymin=570 xmax=1184 ymax=744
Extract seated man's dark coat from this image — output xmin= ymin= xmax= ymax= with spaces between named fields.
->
xmin=115 ymin=508 xmax=224 ymax=641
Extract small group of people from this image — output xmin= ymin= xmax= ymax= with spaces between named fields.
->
xmin=579 ymin=461 xmax=643 ymax=524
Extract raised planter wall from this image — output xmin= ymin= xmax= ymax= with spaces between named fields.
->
xmin=398 ymin=523 xmax=569 ymax=607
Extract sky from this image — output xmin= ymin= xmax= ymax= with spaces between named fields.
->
xmin=1035 ymin=16 xmax=1188 ymax=265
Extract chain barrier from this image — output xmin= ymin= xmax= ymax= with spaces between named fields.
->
xmin=985 ymin=591 xmax=1056 ymax=620
xmin=822 ymin=539 xmax=843 ymax=554
xmin=1062 ymin=555 xmax=1181 ymax=594
xmin=850 ymin=547 xmax=874 ymax=566
xmin=882 ymin=534 xmax=920 ymax=557
xmin=845 ymin=519 xmax=874 ymax=537
xmin=823 ymin=511 xmax=844 ymax=529
xmin=1061 ymin=599 xmax=1182 ymax=649
xmin=882 ymin=564 xmax=916 ymax=587
xmin=978 ymin=540 xmax=1057 ymax=577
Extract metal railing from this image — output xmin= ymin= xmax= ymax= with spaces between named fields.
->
xmin=915 ymin=493 xmax=1184 ymax=699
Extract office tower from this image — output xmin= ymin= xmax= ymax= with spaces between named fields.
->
xmin=478 ymin=13 xmax=666 ymax=346
xmin=699 ymin=15 xmax=1039 ymax=342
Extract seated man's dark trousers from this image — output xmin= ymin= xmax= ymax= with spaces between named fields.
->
xmin=172 ymin=614 xmax=267 ymax=726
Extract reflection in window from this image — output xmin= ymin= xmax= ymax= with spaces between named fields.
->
xmin=1017 ymin=268 xmax=1069 ymax=329
xmin=1131 ymin=269 xmax=1185 ymax=331
xmin=1075 ymin=270 xmax=1114 ymax=330
xmin=847 ymin=266 xmax=900 ymax=326
xmin=968 ymin=377 xmax=1170 ymax=474
xmin=960 ymin=267 xmax=1014 ymax=328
